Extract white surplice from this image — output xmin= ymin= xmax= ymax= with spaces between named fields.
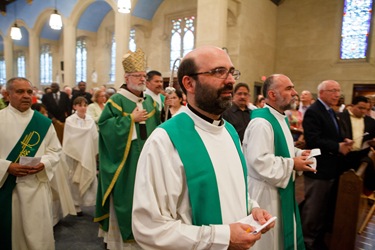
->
xmin=63 ymin=113 xmax=98 ymax=208
xmin=132 ymin=108 xmax=259 ymax=250
xmin=0 ymin=105 xmax=61 ymax=250
xmin=243 ymin=105 xmax=303 ymax=250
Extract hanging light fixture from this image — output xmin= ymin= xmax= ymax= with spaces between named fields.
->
xmin=49 ymin=0 xmax=62 ymax=30
xmin=11 ymin=3 xmax=22 ymax=40
xmin=11 ymin=23 xmax=22 ymax=40
xmin=118 ymin=0 xmax=131 ymax=14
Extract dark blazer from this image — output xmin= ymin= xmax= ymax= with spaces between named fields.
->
xmin=42 ymin=91 xmax=71 ymax=122
xmin=303 ymin=100 xmax=344 ymax=180
xmin=72 ymin=91 xmax=93 ymax=105
xmin=338 ymin=109 xmax=375 ymax=174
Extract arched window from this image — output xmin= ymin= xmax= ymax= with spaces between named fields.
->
xmin=40 ymin=44 xmax=52 ymax=85
xmin=76 ymin=37 xmax=87 ymax=83
xmin=340 ymin=0 xmax=374 ymax=60
xmin=16 ymin=51 xmax=26 ymax=77
xmin=110 ymin=34 xmax=116 ymax=83
xmin=0 ymin=56 xmax=6 ymax=84
xmin=170 ymin=15 xmax=195 ymax=69
xmin=129 ymin=28 xmax=136 ymax=52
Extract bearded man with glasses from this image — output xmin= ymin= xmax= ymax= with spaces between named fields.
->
xmin=132 ymin=46 xmax=274 ymax=250
xmin=95 ymin=49 xmax=160 ymax=249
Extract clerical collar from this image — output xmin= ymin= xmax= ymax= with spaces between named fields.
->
xmin=266 ymin=103 xmax=285 ymax=115
xmin=187 ymin=104 xmax=223 ymax=126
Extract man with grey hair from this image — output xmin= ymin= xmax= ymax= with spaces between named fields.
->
xmin=299 ymin=90 xmax=313 ymax=117
xmin=0 ymin=77 xmax=61 ymax=250
xmin=301 ymin=80 xmax=353 ymax=250
xmin=243 ymin=74 xmax=316 ymax=250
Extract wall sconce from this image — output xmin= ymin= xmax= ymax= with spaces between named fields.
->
xmin=118 ymin=0 xmax=131 ymax=14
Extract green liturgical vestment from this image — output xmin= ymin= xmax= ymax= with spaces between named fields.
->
xmin=95 ymin=92 xmax=160 ymax=241
xmin=160 ymin=112 xmax=248 ymax=225
xmin=251 ymin=108 xmax=305 ymax=250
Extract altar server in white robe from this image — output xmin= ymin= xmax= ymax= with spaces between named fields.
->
xmin=133 ymin=46 xmax=275 ymax=250
xmin=243 ymin=74 xmax=316 ymax=250
xmin=63 ymin=96 xmax=98 ymax=214
xmin=0 ymin=77 xmax=61 ymax=250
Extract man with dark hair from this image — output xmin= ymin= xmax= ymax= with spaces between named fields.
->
xmin=72 ymin=81 xmax=92 ymax=104
xmin=223 ymin=82 xmax=251 ymax=142
xmin=0 ymin=77 xmax=61 ymax=250
xmin=133 ymin=46 xmax=274 ymax=249
xmin=243 ymin=74 xmax=316 ymax=250
xmin=338 ymin=95 xmax=375 ymax=194
xmin=145 ymin=70 xmax=165 ymax=112
xmin=42 ymin=82 xmax=71 ymax=123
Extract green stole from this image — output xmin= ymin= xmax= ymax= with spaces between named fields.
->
xmin=0 ymin=110 xmax=52 ymax=250
xmin=251 ymin=108 xmax=305 ymax=250
xmin=160 ymin=112 xmax=248 ymax=225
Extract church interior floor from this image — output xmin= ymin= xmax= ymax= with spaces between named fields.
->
xmin=54 ymin=177 xmax=375 ymax=250
xmin=295 ymin=175 xmax=375 ymax=250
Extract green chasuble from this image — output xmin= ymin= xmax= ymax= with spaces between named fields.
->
xmin=0 ymin=111 xmax=51 ymax=250
xmin=251 ymin=108 xmax=305 ymax=250
xmin=160 ymin=112 xmax=248 ymax=225
xmin=95 ymin=93 xmax=160 ymax=241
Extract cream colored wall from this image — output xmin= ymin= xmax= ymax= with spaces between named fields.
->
xmin=275 ymin=0 xmax=375 ymax=100
xmin=229 ymin=0 xmax=278 ymax=94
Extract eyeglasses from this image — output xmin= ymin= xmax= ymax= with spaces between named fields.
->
xmin=189 ymin=67 xmax=241 ymax=80
xmin=128 ymin=74 xmax=147 ymax=79
xmin=324 ymin=89 xmax=341 ymax=93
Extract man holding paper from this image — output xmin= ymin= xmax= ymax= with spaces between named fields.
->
xmin=0 ymin=77 xmax=61 ymax=250
xmin=302 ymin=80 xmax=353 ymax=250
xmin=243 ymin=74 xmax=317 ymax=250
xmin=132 ymin=46 xmax=274 ymax=249
xmin=338 ymin=95 xmax=375 ymax=194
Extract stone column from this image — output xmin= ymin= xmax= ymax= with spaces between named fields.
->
xmin=4 ymin=37 xmax=13 ymax=80
xmin=28 ymin=31 xmax=39 ymax=87
xmin=196 ymin=0 xmax=228 ymax=48
xmin=114 ymin=11 xmax=131 ymax=89
xmin=63 ymin=19 xmax=76 ymax=87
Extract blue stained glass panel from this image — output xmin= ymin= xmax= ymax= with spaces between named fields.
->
xmin=340 ymin=0 xmax=373 ymax=59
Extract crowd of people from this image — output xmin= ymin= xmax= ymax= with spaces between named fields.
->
xmin=0 ymin=46 xmax=374 ymax=250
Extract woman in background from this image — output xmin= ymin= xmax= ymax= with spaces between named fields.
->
xmin=87 ymin=89 xmax=107 ymax=127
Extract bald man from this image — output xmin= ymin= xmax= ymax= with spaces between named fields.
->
xmin=132 ymin=46 xmax=274 ymax=250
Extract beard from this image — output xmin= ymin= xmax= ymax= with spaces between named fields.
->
xmin=194 ymin=79 xmax=233 ymax=115
xmin=130 ymin=83 xmax=146 ymax=93
xmin=275 ymin=91 xmax=293 ymax=111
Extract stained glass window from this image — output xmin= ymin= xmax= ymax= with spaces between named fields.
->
xmin=0 ymin=56 xmax=6 ymax=84
xmin=110 ymin=33 xmax=116 ymax=83
xmin=129 ymin=28 xmax=136 ymax=52
xmin=341 ymin=0 xmax=374 ymax=59
xmin=76 ymin=38 xmax=87 ymax=83
xmin=16 ymin=51 xmax=26 ymax=77
xmin=170 ymin=16 xmax=195 ymax=69
xmin=40 ymin=44 xmax=52 ymax=85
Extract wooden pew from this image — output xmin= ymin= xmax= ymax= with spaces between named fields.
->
xmin=329 ymin=162 xmax=369 ymax=250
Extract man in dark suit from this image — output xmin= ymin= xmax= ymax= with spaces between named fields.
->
xmin=301 ymin=80 xmax=353 ymax=250
xmin=42 ymin=83 xmax=71 ymax=143
xmin=338 ymin=95 xmax=375 ymax=195
xmin=72 ymin=81 xmax=92 ymax=104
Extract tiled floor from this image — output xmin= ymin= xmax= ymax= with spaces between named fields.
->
xmin=54 ymin=178 xmax=375 ymax=250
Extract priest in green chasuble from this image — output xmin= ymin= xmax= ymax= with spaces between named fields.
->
xmin=95 ymin=49 xmax=160 ymax=249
